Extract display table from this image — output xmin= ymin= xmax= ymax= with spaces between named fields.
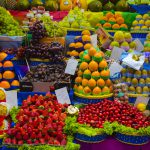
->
xmin=76 ymin=137 xmax=150 ymax=150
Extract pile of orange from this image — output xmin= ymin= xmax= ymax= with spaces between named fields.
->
xmin=97 ymin=12 xmax=128 ymax=31
xmin=74 ymin=46 xmax=113 ymax=96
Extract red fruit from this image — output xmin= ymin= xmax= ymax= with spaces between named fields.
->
xmin=31 ymin=132 xmax=36 ymax=139
xmin=18 ymin=140 xmax=23 ymax=145
xmin=61 ymin=139 xmax=67 ymax=145
xmin=27 ymin=139 xmax=32 ymax=144
xmin=16 ymin=133 xmax=22 ymax=140
xmin=39 ymin=138 xmax=45 ymax=144
xmin=4 ymin=138 xmax=11 ymax=144
xmin=12 ymin=138 xmax=17 ymax=145
xmin=34 ymin=140 xmax=39 ymax=144
xmin=54 ymin=140 xmax=60 ymax=145
xmin=50 ymin=86 xmax=55 ymax=92
xmin=23 ymin=134 xmax=29 ymax=140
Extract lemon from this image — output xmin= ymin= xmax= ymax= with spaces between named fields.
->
xmin=137 ymin=103 xmax=146 ymax=112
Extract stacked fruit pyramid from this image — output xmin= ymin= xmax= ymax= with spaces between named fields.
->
xmin=0 ymin=52 xmax=20 ymax=90
xmin=121 ymin=65 xmax=150 ymax=95
xmin=97 ymin=12 xmax=128 ymax=31
xmin=74 ymin=46 xmax=113 ymax=97
xmin=67 ymin=30 xmax=92 ymax=58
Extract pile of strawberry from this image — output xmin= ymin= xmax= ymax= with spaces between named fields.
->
xmin=78 ymin=99 xmax=150 ymax=129
xmin=4 ymin=94 xmax=68 ymax=145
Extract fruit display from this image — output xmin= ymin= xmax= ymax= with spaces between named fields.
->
xmin=131 ymin=14 xmax=150 ymax=31
xmin=108 ymin=31 xmax=137 ymax=52
xmin=21 ymin=63 xmax=70 ymax=83
xmin=128 ymin=0 xmax=150 ymax=5
xmin=0 ymin=7 xmax=24 ymax=36
xmin=0 ymin=53 xmax=20 ymax=90
xmin=98 ymin=12 xmax=128 ymax=31
xmin=59 ymin=7 xmax=92 ymax=29
xmin=113 ymin=83 xmax=129 ymax=103
xmin=144 ymin=33 xmax=150 ymax=52
xmin=4 ymin=94 xmax=68 ymax=145
xmin=121 ymin=66 xmax=150 ymax=95
xmin=77 ymin=99 xmax=150 ymax=129
xmin=88 ymin=0 xmax=129 ymax=11
xmin=67 ymin=30 xmax=92 ymax=58
xmin=74 ymin=46 xmax=113 ymax=96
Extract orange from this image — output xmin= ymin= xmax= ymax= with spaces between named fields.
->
xmin=0 ymin=63 xmax=3 ymax=67
xmin=0 ymin=73 xmax=2 ymax=79
xmin=75 ymin=42 xmax=83 ymax=48
xmin=0 ymin=52 xmax=7 ymax=62
xmin=83 ymin=69 xmax=91 ymax=79
xmin=82 ymin=78 xmax=89 ymax=87
xmin=99 ymin=51 xmax=105 ymax=57
xmin=109 ymin=86 xmax=113 ymax=93
xmin=77 ymin=70 xmax=83 ymax=77
xmin=70 ymin=50 xmax=79 ymax=57
xmin=75 ymin=77 xmax=82 ymax=84
xmin=83 ymin=54 xmax=91 ymax=62
xmin=88 ymin=47 xmax=97 ymax=56
xmin=112 ymin=24 xmax=120 ymax=29
xmin=93 ymin=52 xmax=103 ymax=62
xmin=92 ymin=86 xmax=101 ymax=95
xmin=77 ymin=85 xmax=84 ymax=93
xmin=91 ymin=71 xmax=100 ymax=80
xmin=69 ymin=43 xmax=75 ymax=48
xmin=83 ymin=86 xmax=91 ymax=94
xmin=116 ymin=17 xmax=124 ymax=25
xmin=115 ymin=13 xmax=122 ymax=19
xmin=82 ymin=35 xmax=91 ymax=42
xmin=11 ymin=80 xmax=20 ymax=86
xmin=102 ymin=86 xmax=110 ymax=93
xmin=82 ymin=30 xmax=91 ymax=36
xmin=79 ymin=51 xmax=84 ymax=58
xmin=103 ymin=23 xmax=111 ymax=28
xmin=3 ymin=71 xmax=15 ymax=79
xmin=73 ymin=84 xmax=78 ymax=91
xmin=106 ymin=12 xmax=114 ymax=19
xmin=120 ymin=24 xmax=128 ymax=28
xmin=105 ymin=79 xmax=112 ymax=86
xmin=102 ymin=16 xmax=108 ymax=21
xmin=108 ymin=17 xmax=116 ymax=23
xmin=79 ymin=62 xmax=88 ymax=71
xmin=0 ymin=81 xmax=10 ymax=89
xmin=84 ymin=43 xmax=92 ymax=50
xmin=99 ymin=60 xmax=108 ymax=69
xmin=97 ymin=78 xmax=105 ymax=87
xmin=89 ymin=61 xmax=98 ymax=72
xmin=100 ymin=70 xmax=110 ymax=78
xmin=88 ymin=78 xmax=96 ymax=89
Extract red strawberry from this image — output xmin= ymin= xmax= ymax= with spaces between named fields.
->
xmin=39 ymin=138 xmax=45 ymax=144
xmin=27 ymin=139 xmax=32 ymax=144
xmin=34 ymin=140 xmax=39 ymax=144
xmin=23 ymin=134 xmax=29 ymax=140
xmin=31 ymin=132 xmax=36 ymax=139
xmin=4 ymin=138 xmax=11 ymax=144
xmin=54 ymin=140 xmax=60 ymax=145
xmin=16 ymin=133 xmax=22 ymax=140
xmin=12 ymin=138 xmax=17 ymax=145
xmin=61 ymin=139 xmax=67 ymax=145
xmin=18 ymin=140 xmax=23 ymax=145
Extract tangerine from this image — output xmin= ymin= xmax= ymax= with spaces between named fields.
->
xmin=79 ymin=62 xmax=88 ymax=71
xmin=99 ymin=60 xmax=108 ymax=69
xmin=89 ymin=60 xmax=98 ymax=72
xmin=82 ymin=30 xmax=91 ymax=36
xmin=83 ymin=86 xmax=91 ymax=94
xmin=88 ymin=47 xmax=97 ymax=56
xmin=92 ymin=71 xmax=100 ymax=80
xmin=82 ymin=78 xmax=89 ymax=87
xmin=116 ymin=17 xmax=124 ymax=25
xmin=102 ymin=86 xmax=110 ymax=93
xmin=106 ymin=12 xmax=114 ymax=19
xmin=75 ymin=77 xmax=82 ymax=84
xmin=83 ymin=69 xmax=91 ymax=79
xmin=97 ymin=78 xmax=105 ymax=87
xmin=3 ymin=71 xmax=15 ymax=79
xmin=77 ymin=70 xmax=83 ymax=77
xmin=105 ymin=79 xmax=112 ymax=86
xmin=83 ymin=54 xmax=91 ymax=62
xmin=77 ymin=85 xmax=84 ymax=93
xmin=93 ymin=52 xmax=103 ymax=62
xmin=0 ymin=81 xmax=10 ymax=89
xmin=92 ymin=86 xmax=101 ymax=95
xmin=11 ymin=80 xmax=20 ymax=86
xmin=84 ymin=43 xmax=92 ymax=50
xmin=88 ymin=78 xmax=96 ymax=89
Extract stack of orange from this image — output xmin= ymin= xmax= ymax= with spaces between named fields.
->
xmin=97 ymin=12 xmax=128 ymax=31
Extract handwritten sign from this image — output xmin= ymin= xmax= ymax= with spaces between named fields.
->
xmin=55 ymin=87 xmax=71 ymax=104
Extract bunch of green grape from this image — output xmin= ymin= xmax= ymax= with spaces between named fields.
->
xmin=40 ymin=16 xmax=67 ymax=38
xmin=0 ymin=7 xmax=24 ymax=36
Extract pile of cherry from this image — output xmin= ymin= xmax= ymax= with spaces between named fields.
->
xmin=77 ymin=99 xmax=150 ymax=129
xmin=4 ymin=94 xmax=68 ymax=145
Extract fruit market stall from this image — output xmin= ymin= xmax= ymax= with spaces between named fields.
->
xmin=0 ymin=1 xmax=150 ymax=150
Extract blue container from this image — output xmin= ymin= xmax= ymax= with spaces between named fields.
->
xmin=115 ymin=132 xmax=150 ymax=145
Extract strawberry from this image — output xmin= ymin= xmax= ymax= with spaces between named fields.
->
xmin=23 ymin=133 xmax=29 ymax=140
xmin=27 ymin=139 xmax=32 ymax=144
xmin=4 ymin=138 xmax=11 ymax=144
xmin=54 ymin=140 xmax=60 ymax=145
xmin=34 ymin=140 xmax=39 ymax=144
xmin=16 ymin=133 xmax=22 ymax=140
xmin=18 ymin=140 xmax=23 ymax=145
xmin=12 ymin=138 xmax=17 ymax=145
xmin=39 ymin=138 xmax=45 ymax=144
xmin=61 ymin=139 xmax=67 ymax=145
xmin=31 ymin=132 xmax=36 ymax=139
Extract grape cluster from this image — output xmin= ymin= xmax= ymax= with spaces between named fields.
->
xmin=25 ymin=42 xmax=64 ymax=61
xmin=0 ymin=7 xmax=24 ymax=36
xmin=29 ymin=21 xmax=47 ymax=44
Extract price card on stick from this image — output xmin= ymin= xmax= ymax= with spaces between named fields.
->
xmin=110 ymin=46 xmax=124 ymax=61
xmin=55 ymin=87 xmax=71 ymax=104
xmin=134 ymin=96 xmax=149 ymax=107
xmin=65 ymin=57 xmax=78 ymax=75
xmin=109 ymin=62 xmax=123 ymax=76
xmin=134 ymin=39 xmax=144 ymax=52
xmin=5 ymin=91 xmax=18 ymax=108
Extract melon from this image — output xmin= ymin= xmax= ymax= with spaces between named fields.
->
xmin=45 ymin=0 xmax=59 ymax=11
xmin=88 ymin=1 xmax=102 ymax=12
xmin=103 ymin=1 xmax=115 ymax=11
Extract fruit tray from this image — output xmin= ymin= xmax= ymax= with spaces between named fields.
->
xmin=75 ymin=133 xmax=107 ymax=143
xmin=115 ymin=132 xmax=150 ymax=145
xmin=74 ymin=92 xmax=113 ymax=104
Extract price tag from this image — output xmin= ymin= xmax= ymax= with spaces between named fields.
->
xmin=65 ymin=57 xmax=78 ymax=75
xmin=5 ymin=91 xmax=18 ymax=108
xmin=91 ymin=34 xmax=97 ymax=47
xmin=110 ymin=46 xmax=124 ymax=61
xmin=134 ymin=96 xmax=149 ymax=107
xmin=55 ymin=87 xmax=71 ymax=104
xmin=109 ymin=62 xmax=123 ymax=76
xmin=134 ymin=39 xmax=144 ymax=52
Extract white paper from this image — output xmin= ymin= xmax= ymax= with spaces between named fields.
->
xmin=81 ymin=9 xmax=84 ymax=13
xmin=110 ymin=46 xmax=124 ymax=61
xmin=91 ymin=34 xmax=97 ymax=47
xmin=65 ymin=58 xmax=78 ymax=75
xmin=109 ymin=62 xmax=123 ymax=76
xmin=55 ymin=87 xmax=71 ymax=104
xmin=5 ymin=91 xmax=18 ymax=108
xmin=134 ymin=96 xmax=149 ymax=107
xmin=134 ymin=39 xmax=144 ymax=52
xmin=122 ymin=53 xmax=145 ymax=70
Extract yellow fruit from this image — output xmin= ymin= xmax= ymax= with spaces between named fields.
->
xmin=60 ymin=0 xmax=72 ymax=11
xmin=83 ymin=54 xmax=91 ymax=62
xmin=88 ymin=47 xmax=97 ymax=56
xmin=92 ymin=86 xmax=101 ymax=95
xmin=77 ymin=85 xmax=84 ymax=93
xmin=79 ymin=62 xmax=88 ymax=71
xmin=82 ymin=35 xmax=91 ymax=42
xmin=75 ymin=77 xmax=82 ymax=84
xmin=91 ymin=71 xmax=100 ymax=80
xmin=84 ymin=43 xmax=92 ymax=50
xmin=88 ymin=78 xmax=96 ymax=89
xmin=97 ymin=78 xmax=105 ymax=87
xmin=77 ymin=70 xmax=83 ymax=77
xmin=82 ymin=78 xmax=89 ymax=87
xmin=89 ymin=60 xmax=98 ymax=72
xmin=99 ymin=60 xmax=108 ymax=69
xmin=82 ymin=30 xmax=91 ymax=36
xmin=70 ymin=50 xmax=79 ymax=57
xmin=83 ymin=86 xmax=91 ymax=94
xmin=137 ymin=103 xmax=146 ymax=112
xmin=105 ymin=79 xmax=112 ymax=86
xmin=102 ymin=86 xmax=110 ymax=93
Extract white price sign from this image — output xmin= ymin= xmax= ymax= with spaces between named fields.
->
xmin=109 ymin=62 xmax=123 ymax=76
